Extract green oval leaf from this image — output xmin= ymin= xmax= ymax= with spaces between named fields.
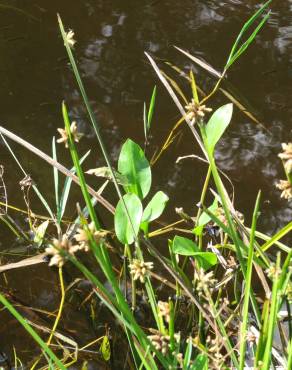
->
xmin=114 ymin=193 xmax=142 ymax=245
xmin=193 ymin=252 xmax=218 ymax=270
xmin=205 ymin=103 xmax=233 ymax=152
xmin=172 ymin=236 xmax=217 ymax=270
xmin=142 ymin=191 xmax=169 ymax=223
xmin=118 ymin=139 xmax=151 ymax=199
xmin=172 ymin=236 xmax=199 ymax=256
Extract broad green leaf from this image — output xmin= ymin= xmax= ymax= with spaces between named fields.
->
xmin=172 ymin=236 xmax=217 ymax=270
xmin=172 ymin=236 xmax=199 ymax=255
xmin=193 ymin=252 xmax=217 ymax=270
xmin=114 ymin=193 xmax=142 ymax=245
xmin=193 ymin=225 xmax=204 ymax=237
xmin=142 ymin=191 xmax=169 ymax=223
xmin=205 ymin=103 xmax=233 ymax=152
xmin=118 ymin=139 xmax=151 ymax=199
xmin=33 ymin=220 xmax=49 ymax=247
xmin=100 ymin=335 xmax=111 ymax=361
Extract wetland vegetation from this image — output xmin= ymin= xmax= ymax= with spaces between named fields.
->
xmin=0 ymin=1 xmax=291 ymax=369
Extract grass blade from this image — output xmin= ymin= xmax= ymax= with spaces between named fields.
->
xmin=260 ymin=221 xmax=292 ymax=252
xmin=52 ymin=137 xmax=59 ymax=218
xmin=239 ymin=191 xmax=261 ymax=370
xmin=190 ymin=70 xmax=199 ymax=104
xmin=147 ymin=85 xmax=157 ymax=132
xmin=225 ymin=1 xmax=271 ymax=70
xmin=226 ymin=11 xmax=270 ymax=70
xmin=0 ymin=293 xmax=66 ymax=369
xmin=59 ymin=150 xmax=91 ymax=222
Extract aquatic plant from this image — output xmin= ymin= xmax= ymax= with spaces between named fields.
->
xmin=0 ymin=1 xmax=291 ymax=369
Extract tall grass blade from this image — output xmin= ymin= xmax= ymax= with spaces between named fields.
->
xmin=239 ymin=191 xmax=261 ymax=370
xmin=143 ymin=102 xmax=147 ymax=142
xmin=59 ymin=150 xmax=91 ymax=222
xmin=261 ymin=221 xmax=292 ymax=252
xmin=190 ymin=70 xmax=199 ymax=104
xmin=0 ymin=293 xmax=66 ymax=369
xmin=52 ymin=137 xmax=59 ymax=218
xmin=225 ymin=1 xmax=271 ymax=70
xmin=261 ymin=254 xmax=281 ymax=370
xmin=58 ymin=15 xmax=139 ymax=243
xmin=226 ymin=11 xmax=271 ymax=70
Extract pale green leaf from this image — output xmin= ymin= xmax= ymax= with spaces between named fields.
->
xmin=172 ymin=236 xmax=217 ymax=270
xmin=205 ymin=103 xmax=233 ymax=152
xmin=142 ymin=191 xmax=169 ymax=223
xmin=114 ymin=193 xmax=142 ymax=245
xmin=172 ymin=236 xmax=198 ymax=255
xmin=118 ymin=139 xmax=151 ymax=199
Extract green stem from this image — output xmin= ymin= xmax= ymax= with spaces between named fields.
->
xmin=239 ymin=191 xmax=261 ymax=370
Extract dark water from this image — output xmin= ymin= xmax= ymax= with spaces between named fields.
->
xmin=0 ymin=0 xmax=291 ymax=366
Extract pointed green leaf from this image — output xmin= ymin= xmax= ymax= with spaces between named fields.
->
xmin=147 ymin=85 xmax=157 ymax=131
xmin=114 ymin=193 xmax=142 ymax=245
xmin=118 ymin=139 xmax=151 ymax=199
xmin=172 ymin=236 xmax=217 ymax=270
xmin=193 ymin=252 xmax=217 ymax=270
xmin=142 ymin=191 xmax=169 ymax=223
xmin=143 ymin=102 xmax=147 ymax=141
xmin=172 ymin=236 xmax=199 ymax=255
xmin=205 ymin=103 xmax=233 ymax=152
xmin=190 ymin=70 xmax=199 ymax=104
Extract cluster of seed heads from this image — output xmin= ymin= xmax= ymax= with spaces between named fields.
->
xmin=57 ymin=121 xmax=82 ymax=148
xmin=129 ymin=259 xmax=153 ymax=283
xmin=185 ymin=99 xmax=212 ymax=124
xmin=45 ymin=222 xmax=106 ymax=267
xmin=158 ymin=301 xmax=170 ymax=323
xmin=194 ymin=268 xmax=217 ymax=295
xmin=276 ymin=143 xmax=292 ymax=200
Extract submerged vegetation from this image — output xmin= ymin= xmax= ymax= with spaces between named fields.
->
xmin=0 ymin=1 xmax=291 ymax=369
